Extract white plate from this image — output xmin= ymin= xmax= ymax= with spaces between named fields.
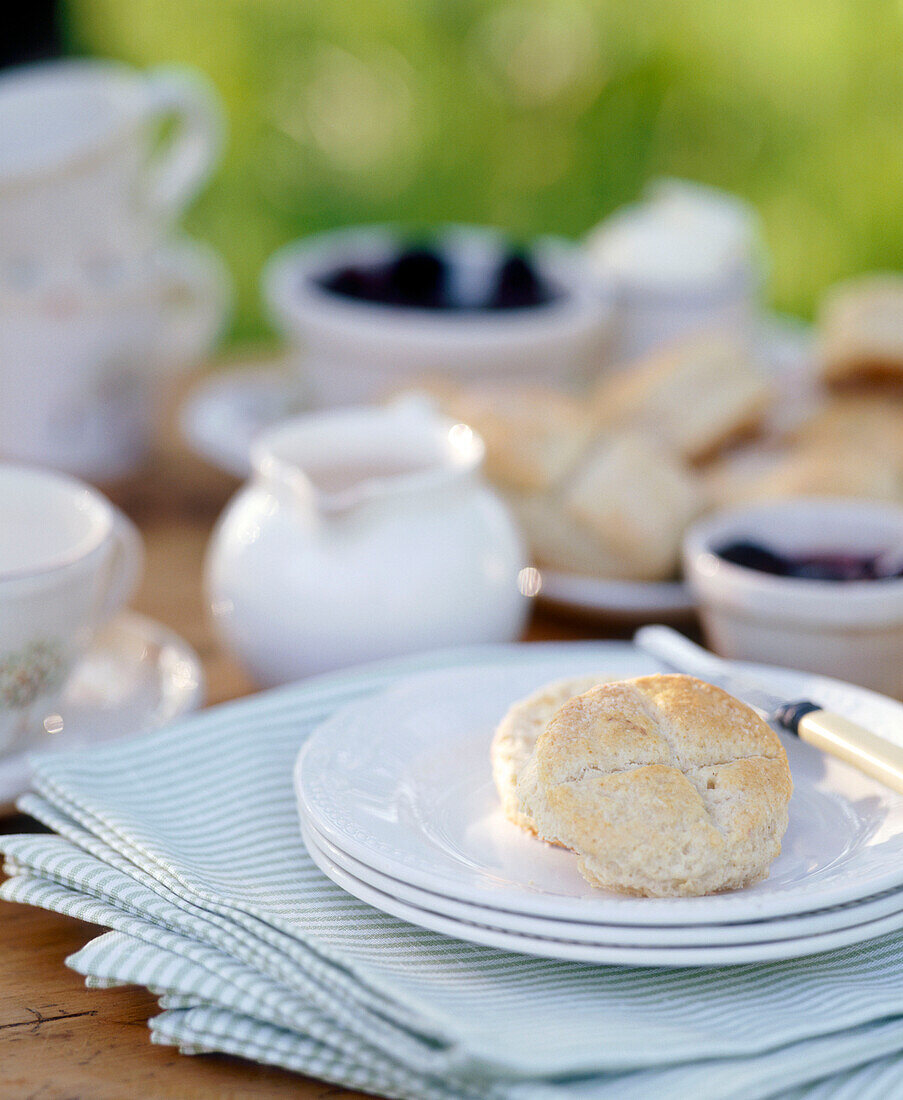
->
xmin=534 ymin=316 xmax=814 ymax=621
xmin=180 ymin=361 xmax=306 ymax=478
xmin=296 ymin=643 xmax=903 ymax=926
xmin=537 ymin=572 xmax=694 ymax=619
xmin=0 ymin=612 xmax=203 ymax=815
xmin=302 ymin=814 xmax=903 ymax=946
xmin=301 ymin=823 xmax=903 ymax=966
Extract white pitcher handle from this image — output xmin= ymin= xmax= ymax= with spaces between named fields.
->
xmin=100 ymin=510 xmax=144 ymax=624
xmin=141 ymin=65 xmax=225 ymax=221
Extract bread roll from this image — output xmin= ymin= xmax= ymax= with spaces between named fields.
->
xmin=818 ymin=275 xmax=903 ymax=388
xmin=491 ymin=674 xmax=617 ymax=832
xmin=517 ymin=675 xmax=792 ymax=897
xmin=593 ymin=334 xmax=773 ymax=463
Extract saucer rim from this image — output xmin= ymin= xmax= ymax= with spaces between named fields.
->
xmin=0 ymin=610 xmax=204 ymax=816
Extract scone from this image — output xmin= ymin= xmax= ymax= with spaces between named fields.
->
xmin=504 ymin=489 xmax=660 ymax=580
xmin=503 ymin=434 xmax=702 ymax=581
xmin=504 ymin=491 xmax=621 ymax=579
xmin=818 ymin=275 xmax=903 ymax=387
xmin=703 ymin=441 xmax=902 ymax=509
xmin=426 ymin=383 xmax=594 ymax=493
xmin=559 ymin=433 xmax=704 ymax=580
xmin=491 ymin=674 xmax=616 ymax=832
xmin=517 ymin=675 xmax=792 ymax=897
xmin=592 ymin=333 xmax=773 ymax=463
xmin=788 ymin=394 xmax=903 ymax=470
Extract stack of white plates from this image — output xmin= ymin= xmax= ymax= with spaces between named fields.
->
xmin=295 ymin=645 xmax=903 ymax=966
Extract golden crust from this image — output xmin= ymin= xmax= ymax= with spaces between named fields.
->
xmin=427 ymin=383 xmax=594 ymax=493
xmin=592 ymin=334 xmax=773 ymax=463
xmin=703 ymin=440 xmax=903 ymax=508
xmin=817 ymin=275 xmax=903 ymax=388
xmin=553 ymin=765 xmax=726 ymax=897
xmin=630 ymin=674 xmax=790 ymax=768
xmin=490 ymin=674 xmax=622 ymax=832
xmin=516 ymin=674 xmax=792 ymax=897
xmin=788 ymin=395 xmax=903 ymax=469
xmin=558 ymin=433 xmax=704 ymax=580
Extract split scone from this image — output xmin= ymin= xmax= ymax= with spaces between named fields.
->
xmin=788 ymin=394 xmax=903 ymax=470
xmin=504 ymin=434 xmax=704 ymax=580
xmin=426 ymin=383 xmax=594 ymax=493
xmin=504 ymin=492 xmax=625 ymax=579
xmin=818 ymin=275 xmax=903 ymax=387
xmin=517 ymin=675 xmax=792 ymax=897
xmin=592 ymin=334 xmax=773 ymax=463
xmin=491 ymin=674 xmax=617 ymax=832
xmin=558 ymin=433 xmax=703 ymax=580
xmin=703 ymin=441 xmax=902 ymax=509
xmin=504 ymin=434 xmax=703 ymax=581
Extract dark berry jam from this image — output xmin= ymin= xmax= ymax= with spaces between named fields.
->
xmin=315 ymin=244 xmax=558 ymax=312
xmin=717 ymin=540 xmax=903 ymax=581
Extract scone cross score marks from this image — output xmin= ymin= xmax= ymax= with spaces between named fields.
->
xmin=509 ymin=674 xmax=792 ymax=898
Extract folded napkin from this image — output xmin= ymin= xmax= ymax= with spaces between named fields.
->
xmin=4 ymin=642 xmax=903 ymax=1100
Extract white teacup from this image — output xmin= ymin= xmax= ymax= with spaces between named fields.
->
xmin=0 ymin=240 xmax=230 ymax=480
xmin=0 ymin=59 xmax=223 ymax=261
xmin=0 ymin=465 xmax=143 ymax=754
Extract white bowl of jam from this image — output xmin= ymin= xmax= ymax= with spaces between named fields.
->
xmin=262 ymin=224 xmax=612 ymax=408
xmin=683 ymin=498 xmax=903 ymax=697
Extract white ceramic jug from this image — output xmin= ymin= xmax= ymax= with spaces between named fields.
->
xmin=205 ymin=401 xmax=529 ymax=684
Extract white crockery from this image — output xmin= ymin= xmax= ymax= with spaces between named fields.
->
xmin=584 ymin=180 xmax=764 ymax=362
xmin=262 ymin=224 xmax=612 ymax=407
xmin=181 ymin=315 xmax=812 ymax=631
xmin=180 ymin=361 xmax=307 ymax=480
xmin=205 ymin=400 xmax=529 ymax=684
xmin=296 ymin=649 xmax=903 ymax=925
xmin=0 ymin=240 xmax=230 ymax=480
xmin=0 ymin=59 xmax=222 ymax=260
xmin=0 ymin=612 xmax=203 ymax=814
xmin=0 ymin=466 xmax=143 ymax=754
xmin=301 ymin=823 xmax=903 ymax=967
xmin=683 ymin=499 xmax=903 ymax=697
xmin=537 ymin=572 xmax=695 ymax=622
xmin=302 ymin=813 xmax=903 ymax=947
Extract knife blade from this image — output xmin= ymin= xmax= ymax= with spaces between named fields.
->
xmin=634 ymin=625 xmax=903 ymax=796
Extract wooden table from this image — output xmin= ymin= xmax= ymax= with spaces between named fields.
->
xmin=0 ymin=395 xmax=608 ymax=1099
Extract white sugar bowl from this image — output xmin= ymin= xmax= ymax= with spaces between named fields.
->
xmin=205 ymin=400 xmax=529 ymax=684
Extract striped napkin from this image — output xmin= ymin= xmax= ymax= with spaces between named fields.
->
xmin=4 ymin=642 xmax=903 ymax=1100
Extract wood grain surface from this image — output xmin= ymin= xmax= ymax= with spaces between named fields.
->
xmin=0 ymin=380 xmax=607 ymax=1099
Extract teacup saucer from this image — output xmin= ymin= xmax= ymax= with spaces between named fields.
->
xmin=180 ymin=361 xmax=306 ymax=478
xmin=0 ymin=612 xmax=203 ymax=815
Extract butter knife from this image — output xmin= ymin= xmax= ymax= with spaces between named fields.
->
xmin=634 ymin=625 xmax=903 ymax=795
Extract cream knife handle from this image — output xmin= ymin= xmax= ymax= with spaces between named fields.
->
xmin=796 ymin=710 xmax=903 ymax=795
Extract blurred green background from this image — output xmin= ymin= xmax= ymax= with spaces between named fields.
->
xmin=67 ymin=0 xmax=903 ymax=343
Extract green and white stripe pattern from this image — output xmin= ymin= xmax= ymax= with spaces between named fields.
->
xmin=4 ymin=642 xmax=903 ymax=1099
